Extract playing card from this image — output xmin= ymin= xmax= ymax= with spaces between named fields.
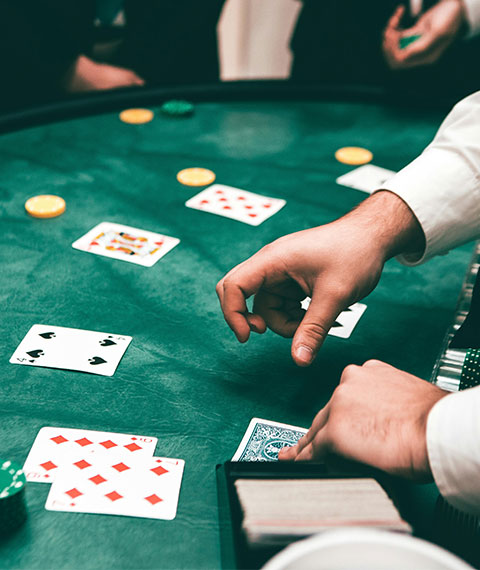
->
xmin=232 ymin=418 xmax=307 ymax=462
xmin=301 ymin=299 xmax=367 ymax=339
xmin=336 ymin=165 xmax=395 ymax=194
xmin=23 ymin=427 xmax=158 ymax=483
xmin=10 ymin=324 xmax=132 ymax=376
xmin=185 ymin=184 xmax=286 ymax=226
xmin=72 ymin=222 xmax=180 ymax=267
xmin=46 ymin=455 xmax=185 ymax=521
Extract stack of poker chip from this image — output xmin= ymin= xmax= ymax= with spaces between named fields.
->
xmin=0 ymin=460 xmax=27 ymax=533
xmin=431 ymin=240 xmax=480 ymax=391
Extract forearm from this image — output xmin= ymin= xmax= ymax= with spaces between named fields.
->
xmin=342 ymin=190 xmax=425 ymax=261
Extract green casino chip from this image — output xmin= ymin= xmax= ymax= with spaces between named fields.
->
xmin=161 ymin=100 xmax=194 ymax=117
xmin=0 ymin=460 xmax=27 ymax=532
xmin=399 ymin=34 xmax=421 ymax=50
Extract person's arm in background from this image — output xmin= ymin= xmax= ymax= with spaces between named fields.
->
xmin=382 ymin=0 xmax=468 ymax=69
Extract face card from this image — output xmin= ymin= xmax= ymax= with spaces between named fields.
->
xmin=336 ymin=165 xmax=395 ymax=194
xmin=46 ymin=456 xmax=184 ymax=521
xmin=10 ymin=324 xmax=132 ymax=376
xmin=23 ymin=427 xmax=158 ymax=483
xmin=301 ymin=300 xmax=367 ymax=339
xmin=185 ymin=184 xmax=286 ymax=226
xmin=72 ymin=222 xmax=180 ymax=267
xmin=232 ymin=418 xmax=307 ymax=462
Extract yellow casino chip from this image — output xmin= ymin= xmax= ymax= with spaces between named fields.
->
xmin=176 ymin=168 xmax=216 ymax=187
xmin=119 ymin=108 xmax=154 ymax=124
xmin=25 ymin=195 xmax=66 ymax=219
xmin=335 ymin=147 xmax=373 ymax=165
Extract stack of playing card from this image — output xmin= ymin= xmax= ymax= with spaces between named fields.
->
xmin=235 ymin=478 xmax=411 ymax=547
xmin=23 ymin=427 xmax=184 ymax=520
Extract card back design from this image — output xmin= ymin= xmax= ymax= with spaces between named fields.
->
xmin=232 ymin=418 xmax=307 ymax=462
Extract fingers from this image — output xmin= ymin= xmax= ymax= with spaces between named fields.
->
xmin=279 ymin=404 xmax=330 ymax=461
xmin=216 ymin=255 xmax=271 ymax=342
xmin=220 ymin=280 xmax=257 ymax=342
xmin=131 ymin=73 xmax=145 ymax=86
xmin=253 ymin=291 xmax=304 ymax=338
xmin=386 ymin=4 xmax=405 ymax=31
xmin=295 ymin=429 xmax=329 ymax=461
xmin=291 ymin=286 xmax=348 ymax=366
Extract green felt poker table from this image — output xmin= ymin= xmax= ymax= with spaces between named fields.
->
xmin=0 ymin=82 xmax=475 ymax=569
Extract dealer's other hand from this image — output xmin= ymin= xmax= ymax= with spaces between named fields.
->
xmin=279 ymin=360 xmax=448 ymax=480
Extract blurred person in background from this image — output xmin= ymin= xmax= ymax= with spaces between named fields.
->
xmin=0 ymin=0 xmax=224 ymax=111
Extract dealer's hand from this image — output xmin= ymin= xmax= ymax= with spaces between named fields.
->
xmin=216 ymin=191 xmax=424 ymax=366
xmin=279 ymin=360 xmax=448 ymax=480
xmin=383 ymin=0 xmax=466 ymax=70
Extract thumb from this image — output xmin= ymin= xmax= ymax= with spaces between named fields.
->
xmin=386 ymin=4 xmax=405 ymax=31
xmin=291 ymin=290 xmax=346 ymax=366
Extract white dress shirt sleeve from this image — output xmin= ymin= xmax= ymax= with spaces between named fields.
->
xmin=462 ymin=0 xmax=480 ymax=36
xmin=377 ymin=93 xmax=480 ymax=514
xmin=379 ymin=91 xmax=480 ymax=265
xmin=427 ymin=387 xmax=480 ymax=515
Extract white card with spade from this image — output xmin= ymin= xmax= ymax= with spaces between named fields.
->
xmin=10 ymin=325 xmax=132 ymax=376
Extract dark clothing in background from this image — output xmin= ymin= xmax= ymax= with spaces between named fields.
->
xmin=0 ymin=1 xmax=93 ymax=109
xmin=119 ymin=0 xmax=224 ymax=86
xmin=0 ymin=0 xmax=224 ymax=111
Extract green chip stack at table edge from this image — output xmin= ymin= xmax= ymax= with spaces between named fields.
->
xmin=460 ymin=349 xmax=480 ymax=390
xmin=161 ymin=100 xmax=194 ymax=117
xmin=0 ymin=460 xmax=27 ymax=533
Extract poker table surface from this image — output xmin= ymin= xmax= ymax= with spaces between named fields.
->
xmin=0 ymin=82 xmax=474 ymax=569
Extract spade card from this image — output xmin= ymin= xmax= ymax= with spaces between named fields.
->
xmin=10 ymin=324 xmax=132 ymax=376
xmin=232 ymin=418 xmax=307 ymax=462
xmin=301 ymin=299 xmax=367 ymax=339
xmin=46 ymin=455 xmax=185 ymax=520
xmin=336 ymin=164 xmax=395 ymax=194
xmin=185 ymin=184 xmax=286 ymax=226
xmin=23 ymin=427 xmax=158 ymax=483
xmin=72 ymin=222 xmax=180 ymax=267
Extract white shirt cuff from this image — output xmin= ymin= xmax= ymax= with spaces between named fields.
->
xmin=462 ymin=0 xmax=480 ymax=37
xmin=381 ymin=148 xmax=480 ymax=265
xmin=427 ymin=388 xmax=480 ymax=515
xmin=379 ymin=92 xmax=480 ymax=265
